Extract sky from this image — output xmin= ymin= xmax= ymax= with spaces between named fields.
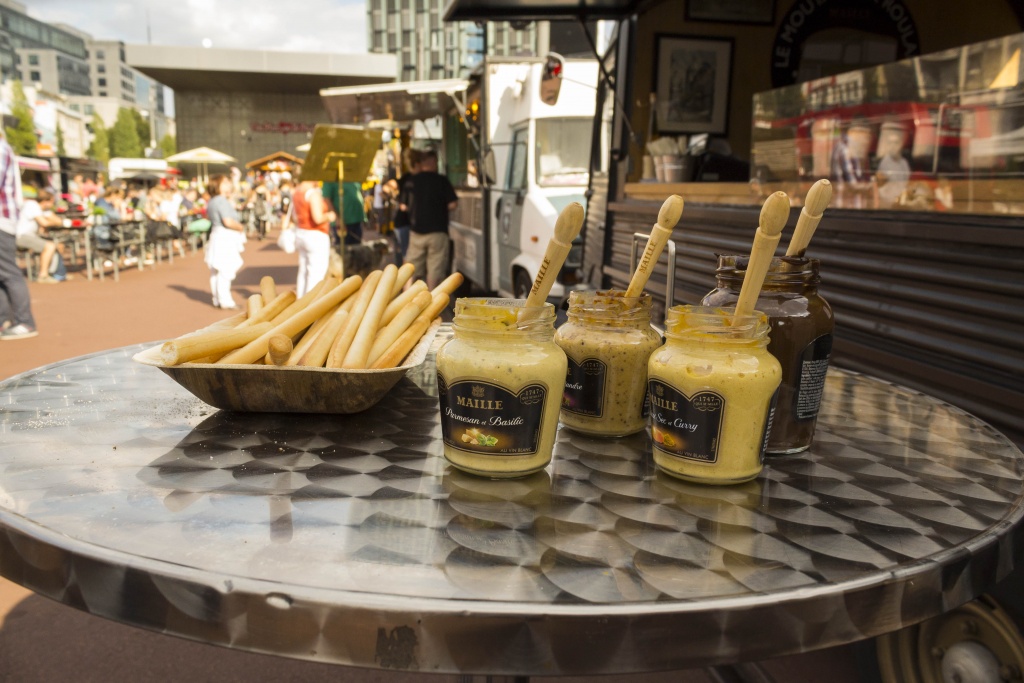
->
xmin=27 ymin=0 xmax=368 ymax=53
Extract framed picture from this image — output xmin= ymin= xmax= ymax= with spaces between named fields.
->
xmin=653 ymin=35 xmax=733 ymax=135
xmin=685 ymin=0 xmax=775 ymax=25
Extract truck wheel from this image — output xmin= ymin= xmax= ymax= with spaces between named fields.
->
xmin=513 ymin=269 xmax=533 ymax=299
xmin=871 ymin=595 xmax=1024 ymax=682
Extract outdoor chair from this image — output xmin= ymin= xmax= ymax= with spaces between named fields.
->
xmin=16 ymin=247 xmax=38 ymax=282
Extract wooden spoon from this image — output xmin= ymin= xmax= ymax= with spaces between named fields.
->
xmin=733 ymin=191 xmax=791 ymax=321
xmin=518 ymin=202 xmax=586 ymax=321
xmin=785 ymin=179 xmax=832 ymax=257
xmin=624 ymin=195 xmax=684 ymax=299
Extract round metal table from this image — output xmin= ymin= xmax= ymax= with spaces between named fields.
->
xmin=1 ymin=332 xmax=1022 ymax=677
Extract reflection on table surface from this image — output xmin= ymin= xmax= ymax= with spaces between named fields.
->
xmin=0 ymin=340 xmax=1021 ymax=675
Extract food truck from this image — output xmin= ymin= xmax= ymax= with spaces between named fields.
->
xmin=320 ymin=57 xmax=599 ymax=300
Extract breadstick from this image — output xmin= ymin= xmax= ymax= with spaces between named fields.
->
xmin=431 ymin=272 xmax=464 ymax=297
xmin=370 ymin=319 xmax=429 ymax=369
xmin=265 ymin=334 xmax=293 ymax=366
xmin=380 ymin=280 xmax=428 ymax=327
xmin=218 ymin=280 xmax=359 ymax=365
xmin=326 ymin=270 xmax=382 ymax=368
xmin=343 ymin=264 xmax=399 ymax=369
xmin=392 ymin=263 xmax=416 ymax=297
xmin=161 ymin=323 xmax=272 ymax=365
xmin=370 ymin=292 xmax=450 ymax=369
xmin=270 ymin=278 xmax=332 ymax=326
xmin=417 ymin=291 xmax=452 ymax=325
xmin=368 ymin=290 xmax=432 ymax=367
xmin=237 ymin=291 xmax=295 ymax=328
xmin=283 ymin=274 xmax=361 ymax=362
xmin=296 ymin=308 xmax=350 ymax=367
xmin=260 ymin=276 xmax=276 ymax=305
xmin=246 ymin=294 xmax=263 ymax=319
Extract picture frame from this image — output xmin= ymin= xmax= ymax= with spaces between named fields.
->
xmin=685 ymin=0 xmax=775 ymax=25
xmin=653 ymin=35 xmax=733 ymax=135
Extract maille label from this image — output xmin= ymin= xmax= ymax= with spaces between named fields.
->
xmin=648 ymin=380 xmax=724 ymax=463
xmin=795 ymin=334 xmax=833 ymax=420
xmin=562 ymin=357 xmax=607 ymax=417
xmin=437 ymin=374 xmax=548 ymax=456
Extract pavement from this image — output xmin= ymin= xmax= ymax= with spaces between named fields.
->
xmin=0 ymin=231 xmax=869 ymax=682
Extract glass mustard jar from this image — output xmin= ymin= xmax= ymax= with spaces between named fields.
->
xmin=702 ymin=256 xmax=834 ymax=454
xmin=647 ymin=306 xmax=782 ymax=485
xmin=553 ymin=290 xmax=661 ymax=437
xmin=436 ymin=298 xmax=567 ymax=478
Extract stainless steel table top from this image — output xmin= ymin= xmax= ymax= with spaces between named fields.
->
xmin=1 ymin=329 xmax=1022 ymax=676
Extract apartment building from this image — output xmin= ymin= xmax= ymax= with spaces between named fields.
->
xmin=1 ymin=0 xmax=90 ymax=95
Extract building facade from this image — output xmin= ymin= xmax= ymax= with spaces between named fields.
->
xmin=367 ymin=0 xmax=546 ymax=81
xmin=1 ymin=0 xmax=90 ymax=95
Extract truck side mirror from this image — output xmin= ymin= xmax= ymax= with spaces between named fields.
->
xmin=540 ymin=53 xmax=564 ymax=106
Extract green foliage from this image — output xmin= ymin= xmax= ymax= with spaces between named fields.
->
xmin=56 ymin=124 xmax=66 ymax=157
xmin=4 ymin=80 xmax=38 ymax=155
xmin=109 ymin=107 xmax=143 ymax=158
xmin=158 ymin=133 xmax=176 ymax=159
xmin=86 ymin=114 xmax=109 ymax=163
xmin=130 ymin=108 xmax=150 ymax=147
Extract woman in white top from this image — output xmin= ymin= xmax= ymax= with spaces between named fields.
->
xmin=203 ymin=176 xmax=247 ymax=309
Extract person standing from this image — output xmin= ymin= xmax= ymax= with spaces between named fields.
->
xmin=292 ymin=180 xmax=335 ymax=297
xmin=0 ymin=130 xmax=38 ymax=340
xmin=203 ymin=175 xmax=247 ymax=310
xmin=402 ymin=150 xmax=457 ymax=289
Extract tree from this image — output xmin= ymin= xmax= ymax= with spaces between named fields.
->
xmin=4 ymin=80 xmax=38 ymax=155
xmin=158 ymin=133 xmax=176 ymax=159
xmin=109 ymin=107 xmax=143 ymax=158
xmin=130 ymin=108 xmax=151 ymax=148
xmin=86 ymin=114 xmax=109 ymax=163
xmin=56 ymin=124 xmax=66 ymax=157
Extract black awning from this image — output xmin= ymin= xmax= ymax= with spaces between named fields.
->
xmin=443 ymin=0 xmax=643 ymax=22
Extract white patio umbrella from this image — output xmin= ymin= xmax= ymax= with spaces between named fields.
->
xmin=165 ymin=147 xmax=237 ymax=188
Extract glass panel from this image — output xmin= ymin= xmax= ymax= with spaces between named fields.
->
xmin=534 ymin=118 xmax=591 ymax=187
xmin=507 ymin=128 xmax=528 ymax=190
xmin=752 ymin=32 xmax=1024 ymax=216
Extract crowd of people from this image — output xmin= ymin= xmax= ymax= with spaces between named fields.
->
xmin=0 ymin=134 xmax=461 ymax=341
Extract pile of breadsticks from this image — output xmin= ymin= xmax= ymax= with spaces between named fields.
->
xmin=160 ymin=264 xmax=461 ymax=370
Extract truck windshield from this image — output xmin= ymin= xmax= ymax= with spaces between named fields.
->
xmin=535 ymin=118 xmax=591 ymax=187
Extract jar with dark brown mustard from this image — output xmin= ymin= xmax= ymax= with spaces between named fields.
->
xmin=702 ymin=255 xmax=834 ymax=454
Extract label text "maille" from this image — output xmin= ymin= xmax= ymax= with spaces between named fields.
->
xmin=651 ymin=395 xmax=678 ymax=411
xmin=457 ymin=396 xmax=504 ymax=410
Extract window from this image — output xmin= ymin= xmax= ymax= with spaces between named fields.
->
xmin=28 ymin=54 xmax=38 ymax=66
xmin=99 ymin=91 xmax=107 ymax=97
xmin=98 ymin=77 xmax=106 ymax=86
xmin=507 ymin=127 xmax=528 ymax=190
xmin=70 ymin=104 xmax=80 ymax=112
xmin=30 ymin=70 xmax=40 ymax=81
xmin=97 ymin=64 xmax=105 ymax=73
xmin=534 ymin=119 xmax=591 ymax=187
xmin=96 ymin=50 xmax=104 ymax=59
xmin=84 ymin=105 xmax=94 ymax=115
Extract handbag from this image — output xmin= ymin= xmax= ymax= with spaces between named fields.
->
xmin=276 ymin=203 xmax=296 ymax=254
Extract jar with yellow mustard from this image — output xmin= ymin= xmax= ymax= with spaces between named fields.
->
xmin=554 ymin=290 xmax=661 ymax=437
xmin=436 ymin=298 xmax=567 ymax=478
xmin=647 ymin=306 xmax=782 ymax=485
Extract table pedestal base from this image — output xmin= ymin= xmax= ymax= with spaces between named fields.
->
xmin=454 ymin=663 xmax=776 ymax=683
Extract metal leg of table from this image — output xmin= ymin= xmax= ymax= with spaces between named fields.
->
xmin=707 ymin=662 xmax=777 ymax=683
xmin=456 ymin=677 xmax=530 ymax=683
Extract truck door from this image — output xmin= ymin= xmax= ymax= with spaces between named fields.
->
xmin=495 ymin=126 xmax=528 ymax=295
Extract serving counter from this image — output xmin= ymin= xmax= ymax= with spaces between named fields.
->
xmin=1 ymin=331 xmax=1022 ymax=677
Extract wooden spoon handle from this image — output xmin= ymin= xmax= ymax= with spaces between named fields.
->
xmin=734 ymin=191 xmax=791 ymax=320
xmin=523 ymin=202 xmax=585 ymax=309
xmin=786 ymin=179 xmax=832 ymax=257
xmin=624 ymin=195 xmax=684 ymax=298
